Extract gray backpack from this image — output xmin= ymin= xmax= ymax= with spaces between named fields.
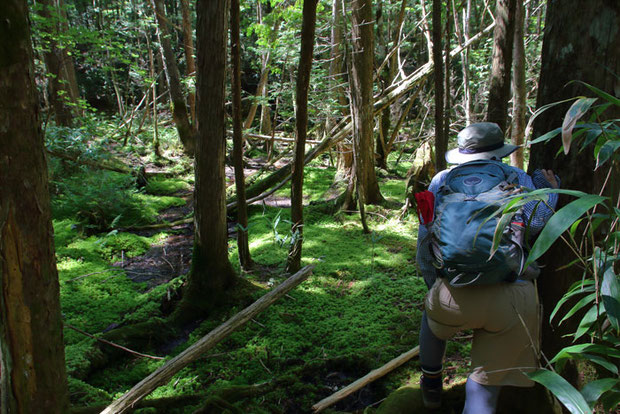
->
xmin=429 ymin=160 xmax=529 ymax=287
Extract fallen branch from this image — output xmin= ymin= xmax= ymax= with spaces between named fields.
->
xmin=101 ymin=264 xmax=315 ymax=414
xmin=47 ymin=149 xmax=132 ymax=174
xmin=121 ymin=217 xmax=193 ymax=231
xmin=64 ymin=323 xmax=164 ymax=360
xmin=311 ymin=345 xmax=420 ymax=413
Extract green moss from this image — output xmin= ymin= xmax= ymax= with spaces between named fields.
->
xmin=145 ymin=178 xmax=191 ymax=195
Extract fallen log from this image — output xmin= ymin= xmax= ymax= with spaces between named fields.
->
xmin=101 ymin=264 xmax=315 ymax=414
xmin=311 ymin=345 xmax=420 ymax=413
xmin=47 ymin=149 xmax=133 ymax=174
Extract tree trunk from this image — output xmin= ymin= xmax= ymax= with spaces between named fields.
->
xmin=485 ymin=0 xmax=516 ymax=132
xmin=180 ymin=0 xmax=196 ymax=124
xmin=350 ymin=0 xmax=383 ymax=205
xmin=286 ymin=0 xmax=318 ymax=273
xmin=529 ymin=0 xmax=620 ymax=384
xmin=151 ymin=0 xmax=195 ymax=155
xmin=38 ymin=0 xmax=80 ymax=126
xmin=0 ymin=1 xmax=70 ymax=411
xmin=177 ymin=0 xmax=236 ymax=322
xmin=432 ymin=0 xmax=446 ymax=172
xmin=509 ymin=0 xmax=525 ymax=168
xmin=230 ymin=0 xmax=253 ymax=271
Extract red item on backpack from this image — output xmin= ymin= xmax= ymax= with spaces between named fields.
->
xmin=414 ymin=191 xmax=435 ymax=225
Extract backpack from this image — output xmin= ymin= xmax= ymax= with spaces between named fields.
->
xmin=429 ymin=159 xmax=528 ymax=287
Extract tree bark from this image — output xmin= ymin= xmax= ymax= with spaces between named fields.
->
xmin=0 ymin=1 xmax=70 ymax=411
xmin=529 ymin=0 xmax=620 ymax=383
xmin=350 ymin=0 xmax=383 ymax=205
xmin=432 ymin=0 xmax=446 ymax=172
xmin=230 ymin=0 xmax=253 ymax=271
xmin=179 ymin=0 xmax=196 ymax=124
xmin=38 ymin=0 xmax=80 ymax=126
xmin=509 ymin=0 xmax=525 ymax=168
xmin=286 ymin=0 xmax=318 ymax=273
xmin=151 ymin=0 xmax=195 ymax=155
xmin=485 ymin=0 xmax=516 ymax=132
xmin=177 ymin=0 xmax=236 ymax=322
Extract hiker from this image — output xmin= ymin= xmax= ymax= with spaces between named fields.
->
xmin=415 ymin=122 xmax=559 ymax=413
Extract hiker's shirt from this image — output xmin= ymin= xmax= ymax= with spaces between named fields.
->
xmin=416 ymin=166 xmax=559 ymax=288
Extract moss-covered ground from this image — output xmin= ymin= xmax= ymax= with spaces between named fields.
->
xmin=50 ymin=133 xmax=472 ymax=413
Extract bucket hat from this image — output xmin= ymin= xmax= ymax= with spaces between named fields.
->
xmin=445 ymin=122 xmax=519 ymax=164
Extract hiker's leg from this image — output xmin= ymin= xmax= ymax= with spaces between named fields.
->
xmin=419 ymin=311 xmax=446 ymax=374
xmin=462 ymin=376 xmax=501 ymax=414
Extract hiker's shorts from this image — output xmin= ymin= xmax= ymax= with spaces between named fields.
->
xmin=425 ymin=278 xmax=540 ymax=387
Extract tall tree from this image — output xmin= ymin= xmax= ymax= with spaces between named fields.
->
xmin=485 ymin=0 xmax=516 ymax=132
xmin=286 ymin=0 xmax=319 ymax=273
xmin=0 ymin=0 xmax=70 ymax=411
xmin=509 ymin=0 xmax=525 ymax=168
xmin=151 ymin=0 xmax=195 ymax=155
xmin=231 ymin=0 xmax=253 ymax=271
xmin=529 ymin=0 xmax=620 ymax=383
xmin=350 ymin=0 xmax=383 ymax=205
xmin=38 ymin=0 xmax=80 ymax=126
xmin=432 ymin=0 xmax=446 ymax=172
xmin=176 ymin=0 xmax=236 ymax=321
xmin=179 ymin=0 xmax=196 ymax=124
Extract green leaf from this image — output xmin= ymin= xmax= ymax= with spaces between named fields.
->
xmin=562 ymin=98 xmax=598 ymax=154
xmin=528 ymin=127 xmax=561 ymax=146
xmin=580 ymin=378 xmax=619 ymax=407
xmin=601 ymin=265 xmax=620 ymax=332
xmin=558 ymin=293 xmax=597 ymax=326
xmin=525 ymin=195 xmax=607 ymax=269
xmin=573 ymin=305 xmax=599 ymax=341
xmin=527 ymin=369 xmax=592 ymax=414
xmin=595 ymin=140 xmax=620 ymax=170
xmin=550 ymin=280 xmax=596 ymax=322
xmin=601 ymin=390 xmax=620 ymax=411
xmin=574 ymin=81 xmax=620 ymax=107
xmin=578 ymin=353 xmax=619 ymax=375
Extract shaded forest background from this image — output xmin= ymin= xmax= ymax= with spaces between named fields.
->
xmin=0 ymin=0 xmax=619 ymax=413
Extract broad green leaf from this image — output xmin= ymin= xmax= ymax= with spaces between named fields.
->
xmin=580 ymin=378 xmax=619 ymax=407
xmin=601 ymin=265 xmax=620 ymax=332
xmin=558 ymin=293 xmax=597 ymax=326
xmin=528 ymin=127 xmax=562 ymax=146
xmin=525 ymin=98 xmax=580 ymax=141
xmin=527 ymin=369 xmax=592 ymax=414
xmin=569 ymin=218 xmax=585 ymax=238
xmin=525 ymin=195 xmax=607 ymax=269
xmin=551 ymin=343 xmax=620 ymax=362
xmin=574 ymin=305 xmax=599 ymax=341
xmin=550 ymin=280 xmax=596 ymax=322
xmin=578 ymin=353 xmax=619 ymax=375
xmin=595 ymin=140 xmax=620 ymax=170
xmin=562 ymin=98 xmax=598 ymax=154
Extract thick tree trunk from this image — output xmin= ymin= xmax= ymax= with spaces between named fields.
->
xmin=151 ymin=0 xmax=195 ymax=155
xmin=485 ymin=0 xmax=516 ymax=132
xmin=230 ymin=0 xmax=253 ymax=271
xmin=529 ymin=0 xmax=620 ymax=383
xmin=177 ymin=0 xmax=236 ymax=321
xmin=180 ymin=0 xmax=196 ymax=124
xmin=286 ymin=0 xmax=318 ymax=273
xmin=432 ymin=0 xmax=446 ymax=171
xmin=351 ymin=0 xmax=383 ymax=205
xmin=509 ymin=0 xmax=525 ymax=168
xmin=0 ymin=1 xmax=70 ymax=411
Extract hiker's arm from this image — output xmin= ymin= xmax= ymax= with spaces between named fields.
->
xmin=517 ymin=170 xmax=560 ymax=235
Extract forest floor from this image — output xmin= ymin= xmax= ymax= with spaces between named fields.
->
xmin=51 ymin=131 xmax=481 ymax=413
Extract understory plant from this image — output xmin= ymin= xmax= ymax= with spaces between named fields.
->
xmin=494 ymin=82 xmax=620 ymax=413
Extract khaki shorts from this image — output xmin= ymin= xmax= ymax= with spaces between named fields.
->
xmin=425 ymin=278 xmax=540 ymax=387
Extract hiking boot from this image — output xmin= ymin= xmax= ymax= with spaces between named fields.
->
xmin=420 ymin=375 xmax=442 ymax=409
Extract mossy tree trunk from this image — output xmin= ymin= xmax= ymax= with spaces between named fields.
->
xmin=151 ymin=0 xmax=195 ymax=155
xmin=350 ymin=0 xmax=383 ymax=205
xmin=432 ymin=0 xmax=446 ymax=172
xmin=529 ymin=0 xmax=620 ymax=385
xmin=0 ymin=1 xmax=70 ymax=411
xmin=286 ymin=0 xmax=319 ymax=273
xmin=177 ymin=0 xmax=236 ymax=322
